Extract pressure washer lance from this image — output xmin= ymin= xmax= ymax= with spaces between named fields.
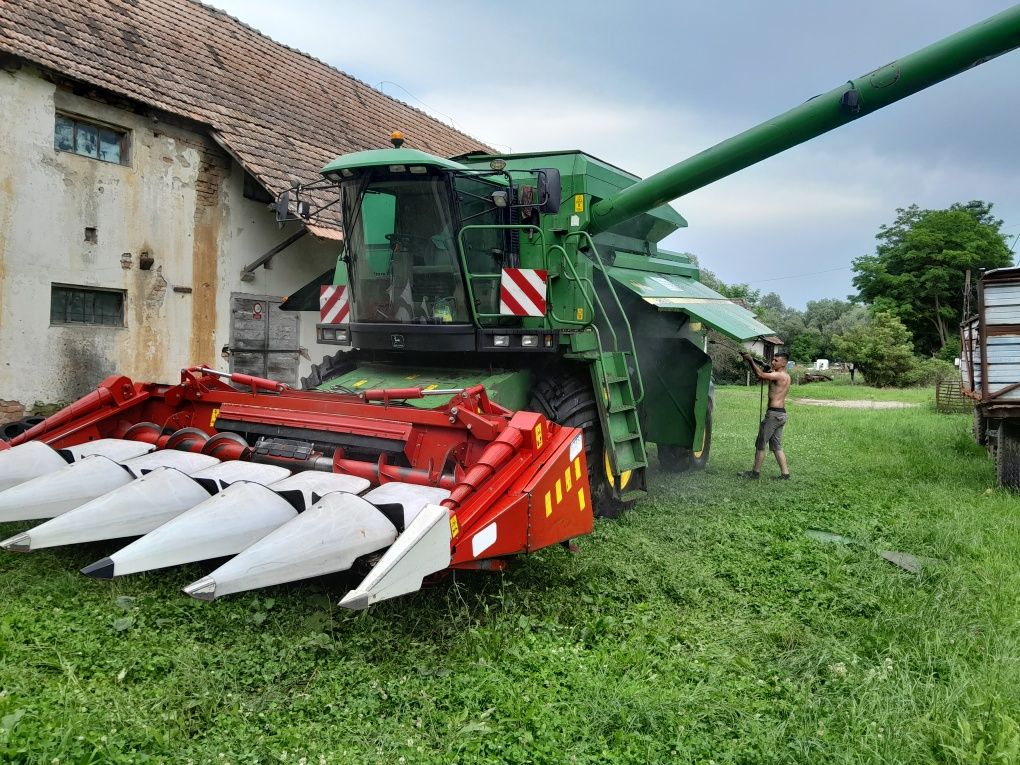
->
xmin=707 ymin=339 xmax=769 ymax=421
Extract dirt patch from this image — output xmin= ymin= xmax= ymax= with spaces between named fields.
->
xmin=793 ymin=398 xmax=920 ymax=409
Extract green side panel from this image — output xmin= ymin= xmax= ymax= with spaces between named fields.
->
xmin=606 ymin=267 xmax=774 ymax=342
xmin=455 ymin=149 xmax=687 ymax=243
xmin=640 ymin=340 xmax=712 ymax=449
xmin=314 ymin=363 xmax=531 ymax=411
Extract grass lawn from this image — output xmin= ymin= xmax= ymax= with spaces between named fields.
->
xmin=1 ymin=384 xmax=1018 ymax=763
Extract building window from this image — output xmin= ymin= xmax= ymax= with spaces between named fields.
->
xmin=54 ymin=114 xmax=129 ymax=165
xmin=50 ymin=285 xmax=126 ymax=327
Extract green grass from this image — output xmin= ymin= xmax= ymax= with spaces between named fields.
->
xmin=1 ymin=386 xmax=1018 ymax=764
xmin=786 ymin=376 xmax=934 ymax=404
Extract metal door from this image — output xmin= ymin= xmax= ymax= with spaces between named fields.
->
xmin=228 ymin=294 xmax=300 ymax=386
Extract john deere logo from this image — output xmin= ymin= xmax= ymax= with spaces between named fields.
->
xmin=391 ymin=334 xmax=405 ymax=349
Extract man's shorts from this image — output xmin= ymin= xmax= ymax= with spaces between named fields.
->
xmin=755 ymin=408 xmax=788 ymax=452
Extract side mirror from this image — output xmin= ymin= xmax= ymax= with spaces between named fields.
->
xmin=537 ymin=168 xmax=561 ymax=214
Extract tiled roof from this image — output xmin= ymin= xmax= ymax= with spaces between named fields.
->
xmin=0 ymin=0 xmax=490 ymax=233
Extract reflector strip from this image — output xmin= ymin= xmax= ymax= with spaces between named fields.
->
xmin=578 ymin=488 xmax=586 ymax=512
xmin=499 ymin=268 xmax=547 ymax=317
xmin=319 ymin=285 xmax=350 ymax=324
xmin=471 ymin=523 xmax=497 ymax=557
xmin=545 ymin=491 xmax=552 ymax=518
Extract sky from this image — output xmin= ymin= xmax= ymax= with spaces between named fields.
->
xmin=205 ymin=0 xmax=1019 ymax=308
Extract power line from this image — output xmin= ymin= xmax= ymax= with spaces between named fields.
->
xmin=375 ymin=80 xmax=513 ymax=153
xmin=747 ymin=265 xmax=852 ymax=284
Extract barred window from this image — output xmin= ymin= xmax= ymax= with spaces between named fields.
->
xmin=50 ymin=285 xmax=126 ymax=327
xmin=54 ymin=114 xmax=129 ymax=165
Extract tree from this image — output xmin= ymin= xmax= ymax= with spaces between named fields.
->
xmin=851 ymin=202 xmax=1012 ymax=355
xmin=833 ymin=311 xmax=916 ymax=387
xmin=804 ymin=298 xmax=853 ymax=332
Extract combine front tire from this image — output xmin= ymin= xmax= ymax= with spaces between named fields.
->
xmin=529 ymin=368 xmax=628 ymax=519
xmin=996 ymin=421 xmax=1020 ymax=490
xmin=301 ymin=351 xmax=353 ymax=390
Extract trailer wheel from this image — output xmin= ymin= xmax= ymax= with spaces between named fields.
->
xmin=973 ymin=409 xmax=987 ymax=446
xmin=529 ymin=368 xmax=629 ymax=519
xmin=996 ymin=421 xmax=1020 ymax=490
xmin=301 ymin=351 xmax=354 ymax=390
xmin=656 ymin=400 xmax=713 ymax=472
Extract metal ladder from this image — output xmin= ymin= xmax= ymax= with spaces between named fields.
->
xmin=550 ymin=233 xmax=648 ymax=498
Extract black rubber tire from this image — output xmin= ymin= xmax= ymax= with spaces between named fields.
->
xmin=0 ymin=420 xmax=27 ymax=441
xmin=973 ymin=409 xmax=987 ymax=446
xmin=997 ymin=421 xmax=1020 ymax=490
xmin=656 ymin=443 xmax=690 ymax=472
xmin=528 ymin=367 xmax=629 ymax=519
xmin=688 ymin=400 xmax=713 ymax=471
xmin=656 ymin=400 xmax=713 ymax=472
xmin=302 ymin=350 xmax=353 ymax=390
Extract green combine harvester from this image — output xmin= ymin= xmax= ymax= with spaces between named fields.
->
xmin=281 ymin=5 xmax=1020 ymax=516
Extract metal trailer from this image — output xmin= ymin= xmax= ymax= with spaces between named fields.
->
xmin=962 ymin=267 xmax=1020 ymax=487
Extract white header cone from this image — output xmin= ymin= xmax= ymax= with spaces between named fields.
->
xmin=0 ymin=455 xmax=139 ymax=523
xmin=118 ymin=450 xmax=219 ymax=479
xmin=60 ymin=438 xmax=155 ymax=463
xmin=192 ymin=461 xmax=291 ymax=492
xmin=0 ymin=438 xmax=154 ymax=493
xmin=339 ymin=504 xmax=452 ymax=610
xmin=0 ymin=448 xmax=236 ymax=523
xmin=0 ymin=441 xmax=71 ymax=492
xmin=81 ymin=479 xmax=297 ymax=578
xmin=267 ymin=472 xmax=371 ymax=508
xmin=183 ymin=493 xmax=398 ymax=600
xmin=2 ymin=454 xmax=221 ymax=552
xmin=362 ymin=483 xmax=451 ymax=527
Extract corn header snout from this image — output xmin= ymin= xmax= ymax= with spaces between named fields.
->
xmin=0 ymin=367 xmax=592 ymax=607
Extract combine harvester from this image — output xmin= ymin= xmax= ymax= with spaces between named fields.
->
xmin=1 ymin=7 xmax=1019 ymax=607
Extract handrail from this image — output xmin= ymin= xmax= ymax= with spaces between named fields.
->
xmin=563 ymin=232 xmax=645 ymax=405
xmin=545 ymin=243 xmax=599 ymax=329
xmin=456 ymin=224 xmax=547 ymax=321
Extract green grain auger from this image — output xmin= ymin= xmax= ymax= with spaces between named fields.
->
xmin=283 ymin=5 xmax=1020 ymax=515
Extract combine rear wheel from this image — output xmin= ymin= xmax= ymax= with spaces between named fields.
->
xmin=656 ymin=399 xmax=713 ymax=472
xmin=529 ymin=368 xmax=630 ymax=519
xmin=996 ymin=421 xmax=1020 ymax=490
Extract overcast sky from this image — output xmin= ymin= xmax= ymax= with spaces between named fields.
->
xmin=206 ymin=0 xmax=1019 ymax=308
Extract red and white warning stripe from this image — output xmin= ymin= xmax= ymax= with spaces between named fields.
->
xmin=499 ymin=268 xmax=548 ymax=317
xmin=319 ymin=285 xmax=350 ymax=324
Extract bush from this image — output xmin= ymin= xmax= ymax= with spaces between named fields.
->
xmin=903 ymin=357 xmax=957 ymax=387
xmin=834 ymin=311 xmax=915 ymax=387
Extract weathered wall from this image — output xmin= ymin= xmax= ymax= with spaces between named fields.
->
xmin=0 ymin=66 xmax=336 ymax=406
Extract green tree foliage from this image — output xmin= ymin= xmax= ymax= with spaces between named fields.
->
xmin=834 ymin=311 xmax=916 ymax=387
xmin=851 ymin=201 xmax=1012 ymax=355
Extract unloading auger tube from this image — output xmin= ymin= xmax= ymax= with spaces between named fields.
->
xmin=0 ymin=367 xmax=592 ymax=608
xmin=588 ymin=4 xmax=1020 ymax=234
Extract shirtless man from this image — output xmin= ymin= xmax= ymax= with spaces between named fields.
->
xmin=740 ymin=352 xmax=791 ymax=480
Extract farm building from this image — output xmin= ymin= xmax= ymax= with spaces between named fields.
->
xmin=0 ymin=0 xmax=484 ymax=416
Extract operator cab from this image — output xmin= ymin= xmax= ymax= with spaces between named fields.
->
xmin=341 ymin=167 xmax=495 ymax=326
xmin=291 ymin=138 xmax=559 ymax=353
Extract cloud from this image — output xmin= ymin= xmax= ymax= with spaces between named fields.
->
xmin=203 ymin=0 xmax=1020 ymax=307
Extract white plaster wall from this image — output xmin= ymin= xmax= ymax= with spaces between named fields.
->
xmin=0 ymin=66 xmax=338 ymax=405
xmin=216 ymin=173 xmax=339 ymax=382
